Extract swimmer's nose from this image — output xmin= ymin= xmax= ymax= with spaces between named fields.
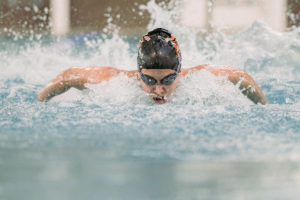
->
xmin=154 ymin=85 xmax=165 ymax=95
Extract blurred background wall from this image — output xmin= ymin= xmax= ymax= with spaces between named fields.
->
xmin=0 ymin=0 xmax=50 ymax=35
xmin=0 ymin=0 xmax=300 ymax=36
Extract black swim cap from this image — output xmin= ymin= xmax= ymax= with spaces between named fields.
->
xmin=137 ymin=28 xmax=182 ymax=72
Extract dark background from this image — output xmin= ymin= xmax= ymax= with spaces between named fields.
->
xmin=0 ymin=0 xmax=299 ymax=35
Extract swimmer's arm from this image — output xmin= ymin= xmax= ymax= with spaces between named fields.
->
xmin=187 ymin=65 xmax=269 ymax=104
xmin=37 ymin=66 xmax=137 ymax=102
xmin=37 ymin=68 xmax=84 ymax=102
xmin=223 ymin=70 xmax=269 ymax=104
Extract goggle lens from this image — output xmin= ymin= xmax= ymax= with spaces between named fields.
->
xmin=160 ymin=73 xmax=177 ymax=85
xmin=140 ymin=73 xmax=177 ymax=85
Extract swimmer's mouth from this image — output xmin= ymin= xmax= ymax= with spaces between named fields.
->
xmin=153 ymin=96 xmax=167 ymax=104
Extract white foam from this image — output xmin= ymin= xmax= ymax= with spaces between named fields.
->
xmin=172 ymin=70 xmax=252 ymax=106
xmin=48 ymin=70 xmax=252 ymax=107
xmin=0 ymin=0 xmax=299 ymax=104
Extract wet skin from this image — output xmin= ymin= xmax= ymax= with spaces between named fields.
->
xmin=37 ymin=65 xmax=269 ymax=105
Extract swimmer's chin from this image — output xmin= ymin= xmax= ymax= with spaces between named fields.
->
xmin=153 ymin=96 xmax=167 ymax=104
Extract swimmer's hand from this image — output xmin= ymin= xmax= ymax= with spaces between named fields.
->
xmin=229 ymin=72 xmax=269 ymax=105
xmin=37 ymin=66 xmax=135 ymax=102
xmin=214 ymin=67 xmax=269 ymax=104
xmin=37 ymin=67 xmax=88 ymax=101
xmin=239 ymin=77 xmax=268 ymax=104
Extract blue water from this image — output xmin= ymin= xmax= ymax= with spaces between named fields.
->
xmin=1 ymin=2 xmax=300 ymax=199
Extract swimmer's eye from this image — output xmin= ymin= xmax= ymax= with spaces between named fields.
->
xmin=160 ymin=73 xmax=177 ymax=85
xmin=146 ymin=77 xmax=157 ymax=85
xmin=140 ymin=73 xmax=178 ymax=85
xmin=141 ymin=74 xmax=157 ymax=85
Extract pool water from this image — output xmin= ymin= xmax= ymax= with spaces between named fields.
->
xmin=1 ymin=1 xmax=300 ymax=199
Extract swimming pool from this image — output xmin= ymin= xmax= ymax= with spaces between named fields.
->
xmin=1 ymin=2 xmax=300 ymax=200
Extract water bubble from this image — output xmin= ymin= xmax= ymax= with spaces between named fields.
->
xmin=24 ymin=6 xmax=31 ymax=12
xmin=106 ymin=6 xmax=112 ymax=12
xmin=44 ymin=7 xmax=49 ymax=14
xmin=33 ymin=5 xmax=39 ymax=13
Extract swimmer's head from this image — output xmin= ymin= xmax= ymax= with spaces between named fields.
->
xmin=137 ymin=28 xmax=182 ymax=73
xmin=137 ymin=28 xmax=182 ymax=104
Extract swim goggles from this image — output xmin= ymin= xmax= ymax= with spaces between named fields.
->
xmin=140 ymin=72 xmax=178 ymax=85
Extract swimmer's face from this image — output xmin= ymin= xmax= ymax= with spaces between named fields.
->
xmin=138 ymin=69 xmax=180 ymax=104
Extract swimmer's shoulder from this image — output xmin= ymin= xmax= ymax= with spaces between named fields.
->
xmin=65 ymin=66 xmax=138 ymax=84
xmin=181 ymin=64 xmax=211 ymax=76
xmin=181 ymin=64 xmax=242 ymax=76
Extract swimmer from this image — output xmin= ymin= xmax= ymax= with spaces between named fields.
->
xmin=38 ymin=28 xmax=269 ymax=105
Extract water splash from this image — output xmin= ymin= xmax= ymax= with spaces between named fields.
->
xmin=1 ymin=2 xmax=300 ymax=199
xmin=0 ymin=0 xmax=299 ymax=160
